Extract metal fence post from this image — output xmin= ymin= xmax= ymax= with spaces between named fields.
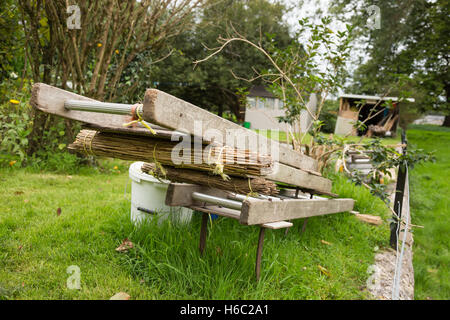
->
xmin=390 ymin=130 xmax=408 ymax=249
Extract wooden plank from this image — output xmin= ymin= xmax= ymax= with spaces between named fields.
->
xmin=142 ymin=88 xmax=318 ymax=172
xmin=264 ymin=162 xmax=332 ymax=194
xmin=339 ymin=110 xmax=359 ymax=120
xmin=189 ymin=206 xmax=293 ymax=229
xmin=165 ymin=183 xmax=228 ymax=207
xmin=278 ymin=188 xmax=338 ymax=198
xmin=31 ymin=83 xmax=125 ymax=126
xmin=189 ymin=205 xmax=241 ymax=220
xmin=30 ymin=83 xmax=165 ymax=138
xmin=350 ymin=211 xmax=383 ymax=226
xmin=262 ymin=221 xmax=293 ymax=229
xmin=83 ymin=123 xmax=184 ymax=140
xmin=240 ymin=198 xmax=355 ymax=225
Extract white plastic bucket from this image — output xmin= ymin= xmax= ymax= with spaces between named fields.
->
xmin=128 ymin=161 xmax=193 ymax=225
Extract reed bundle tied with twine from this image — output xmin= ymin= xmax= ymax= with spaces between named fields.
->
xmin=68 ymin=129 xmax=273 ymax=178
xmin=141 ymin=162 xmax=278 ymax=196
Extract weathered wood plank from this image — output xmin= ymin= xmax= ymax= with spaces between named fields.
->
xmin=262 ymin=221 xmax=293 ymax=229
xmin=31 ymin=83 xmax=125 ymax=126
xmin=142 ymin=88 xmax=318 ymax=172
xmin=165 ymin=183 xmax=228 ymax=207
xmin=240 ymin=198 xmax=355 ymax=225
xmin=265 ymin=162 xmax=332 ymax=194
xmin=350 ymin=211 xmax=383 ymax=226
xmin=189 ymin=205 xmax=241 ymax=220
xmin=82 ymin=123 xmax=184 ymax=140
xmin=31 ymin=83 xmax=167 ymax=138
xmin=189 ymin=206 xmax=293 ymax=229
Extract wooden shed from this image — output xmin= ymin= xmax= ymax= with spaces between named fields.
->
xmin=334 ymin=94 xmax=414 ymax=137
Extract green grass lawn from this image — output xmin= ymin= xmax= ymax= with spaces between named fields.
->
xmin=407 ymin=124 xmax=450 ymax=300
xmin=0 ymin=160 xmax=391 ymax=299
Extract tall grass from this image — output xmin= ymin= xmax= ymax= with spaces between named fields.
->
xmin=407 ymin=124 xmax=450 ymax=300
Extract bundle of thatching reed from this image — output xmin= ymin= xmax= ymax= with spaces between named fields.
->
xmin=68 ymin=129 xmax=273 ymax=178
xmin=141 ymin=162 xmax=278 ymax=196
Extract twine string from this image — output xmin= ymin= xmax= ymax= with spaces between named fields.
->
xmin=207 ymin=144 xmax=230 ymax=181
xmin=152 ymin=144 xmax=167 ymax=180
xmin=122 ymin=104 xmax=156 ymax=135
xmin=82 ymin=130 xmax=96 ymax=156
xmin=245 ymin=178 xmax=259 ymax=200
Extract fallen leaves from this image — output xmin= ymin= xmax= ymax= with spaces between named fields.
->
xmin=115 ymin=239 xmax=134 ymax=252
xmin=321 ymin=240 xmax=332 ymax=246
xmin=56 ymin=208 xmax=62 ymax=216
xmin=318 ymin=265 xmax=331 ymax=277
xmin=109 ymin=292 xmax=130 ymax=300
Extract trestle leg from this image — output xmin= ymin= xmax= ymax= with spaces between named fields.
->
xmin=255 ymin=227 xmax=266 ymax=281
xmin=199 ymin=212 xmax=208 ymax=255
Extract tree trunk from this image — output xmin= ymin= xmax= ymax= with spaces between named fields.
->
xmin=444 ymin=84 xmax=450 ymax=127
xmin=443 ymin=115 xmax=450 ymax=127
xmin=26 ymin=109 xmax=49 ymax=156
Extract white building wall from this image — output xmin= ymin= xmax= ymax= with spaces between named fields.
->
xmin=245 ymin=93 xmax=317 ymax=133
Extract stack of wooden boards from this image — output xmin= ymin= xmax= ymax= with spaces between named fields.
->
xmin=31 ymin=83 xmax=355 ymax=280
xmin=31 ymin=83 xmax=336 ymax=195
xmin=30 ymin=83 xmax=355 ymax=224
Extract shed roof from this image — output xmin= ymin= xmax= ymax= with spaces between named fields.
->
xmin=248 ymin=85 xmax=275 ymax=98
xmin=339 ymin=93 xmax=415 ymax=103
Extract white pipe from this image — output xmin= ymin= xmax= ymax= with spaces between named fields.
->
xmin=64 ymin=100 xmax=139 ymax=115
xmin=192 ymin=192 xmax=242 ymax=210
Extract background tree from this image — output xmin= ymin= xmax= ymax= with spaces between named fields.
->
xmin=0 ymin=0 xmax=26 ymax=83
xmin=17 ymin=0 xmax=204 ymax=155
xmin=194 ymin=16 xmax=354 ymax=171
xmin=137 ymin=0 xmax=294 ymax=121
xmin=330 ymin=0 xmax=450 ymax=126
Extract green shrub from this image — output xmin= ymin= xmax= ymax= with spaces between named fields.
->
xmin=0 ymin=79 xmax=84 ymax=172
xmin=0 ymin=80 xmax=33 ymax=166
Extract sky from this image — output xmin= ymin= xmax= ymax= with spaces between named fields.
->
xmin=279 ymin=0 xmax=372 ymax=95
